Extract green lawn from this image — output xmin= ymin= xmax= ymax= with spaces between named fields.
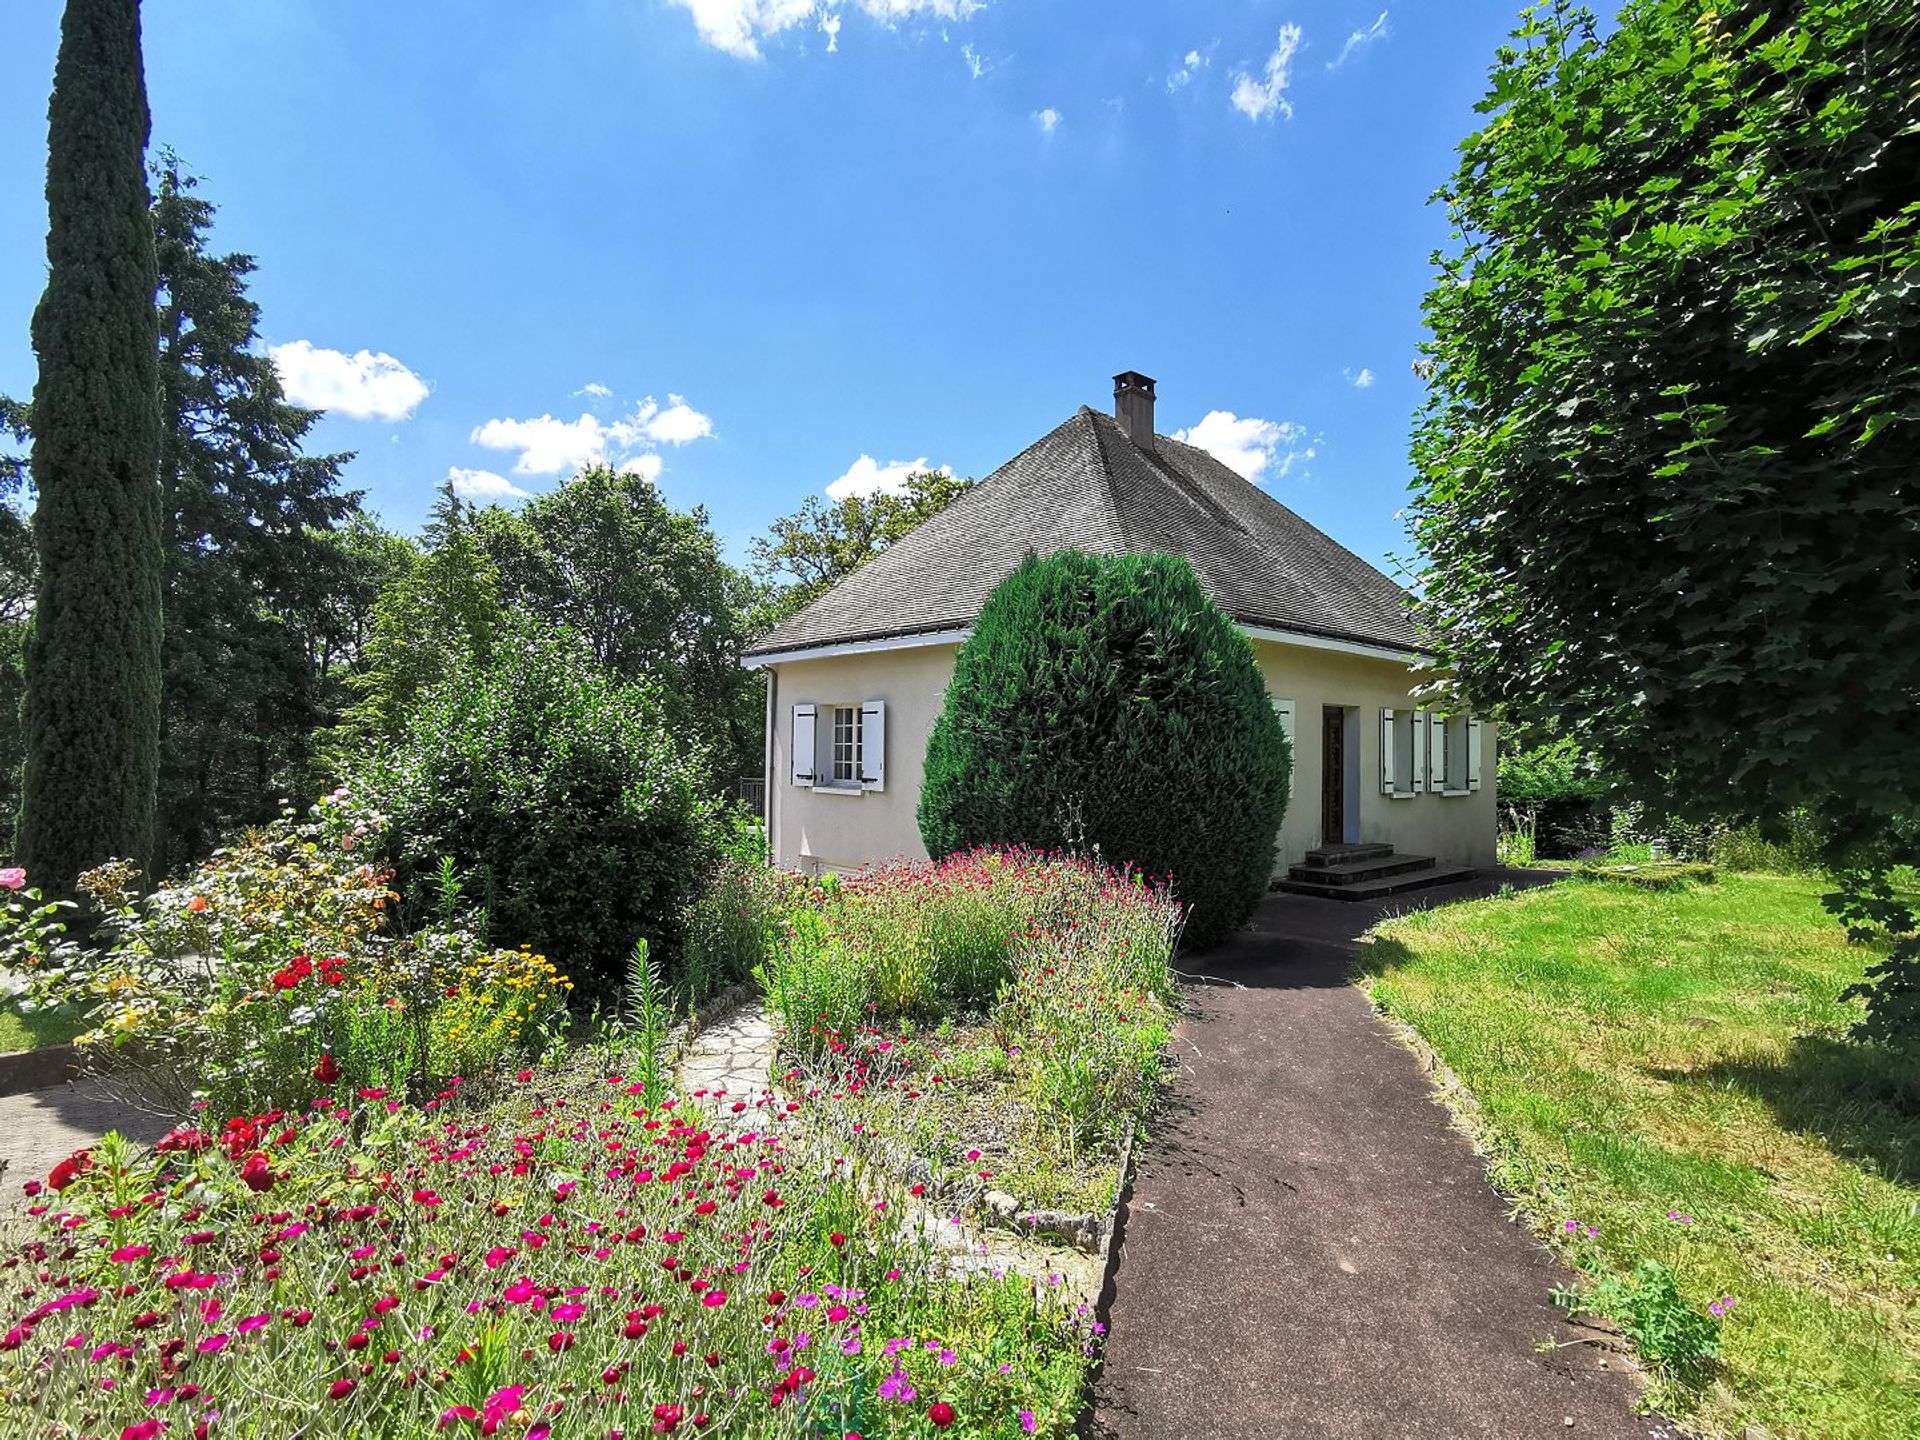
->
xmin=0 ymin=1000 xmax=85 ymax=1054
xmin=1360 ymin=873 xmax=1918 ymax=1440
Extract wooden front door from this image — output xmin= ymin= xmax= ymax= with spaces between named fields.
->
xmin=1321 ymin=706 xmax=1346 ymax=846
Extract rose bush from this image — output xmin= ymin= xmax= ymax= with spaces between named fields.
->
xmin=1 ymin=791 xmax=569 ymax=1116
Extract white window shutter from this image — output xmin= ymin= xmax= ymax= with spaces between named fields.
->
xmin=1432 ymin=714 xmax=1450 ymax=792
xmin=791 ymin=704 xmax=817 ymax=787
xmin=860 ymin=700 xmax=886 ymax=792
xmin=1272 ymin=697 xmax=1296 ymax=797
xmin=1380 ymin=708 xmax=1396 ymax=795
xmin=1467 ymin=717 xmax=1484 ymax=792
xmin=1412 ymin=710 xmax=1430 ymax=793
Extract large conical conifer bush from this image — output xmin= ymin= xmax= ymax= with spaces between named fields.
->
xmin=21 ymin=0 xmax=165 ymax=887
xmin=919 ymin=550 xmax=1290 ymax=948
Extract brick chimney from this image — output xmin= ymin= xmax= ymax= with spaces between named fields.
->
xmin=1113 ymin=371 xmax=1157 ymax=450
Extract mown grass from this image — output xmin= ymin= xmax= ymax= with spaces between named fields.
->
xmin=1359 ymin=873 xmax=1918 ymax=1440
xmin=0 ymin=1001 xmax=84 ymax=1055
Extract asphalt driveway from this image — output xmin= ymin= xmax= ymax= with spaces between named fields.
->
xmin=1090 ymin=872 xmax=1671 ymax=1440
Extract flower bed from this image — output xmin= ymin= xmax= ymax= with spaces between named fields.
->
xmin=2 ymin=1067 xmax=1095 ymax=1438
xmin=1 ymin=793 xmax=569 ymax=1117
xmin=751 ymin=849 xmax=1181 ymax=1230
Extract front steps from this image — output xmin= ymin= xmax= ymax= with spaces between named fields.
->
xmin=1273 ymin=843 xmax=1475 ymax=902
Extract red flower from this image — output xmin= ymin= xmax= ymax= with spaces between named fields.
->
xmin=328 ymin=1378 xmax=357 ymax=1399
xmin=928 ymin=1402 xmax=957 ymax=1428
xmin=48 ymin=1148 xmax=92 ymax=1191
xmin=651 ymin=1404 xmax=684 ymax=1434
xmin=240 ymin=1153 xmax=276 ymax=1193
xmin=313 ymin=1054 xmax=340 ymax=1085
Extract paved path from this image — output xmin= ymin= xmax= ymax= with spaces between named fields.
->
xmin=676 ymin=1002 xmax=777 ymax=1117
xmin=0 ymin=1077 xmax=168 ymax=1215
xmin=1092 ymin=873 xmax=1672 ymax=1440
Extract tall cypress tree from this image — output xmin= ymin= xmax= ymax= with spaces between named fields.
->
xmin=21 ymin=0 xmax=165 ymax=888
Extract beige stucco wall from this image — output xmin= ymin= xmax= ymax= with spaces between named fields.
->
xmin=765 ymin=643 xmax=960 ymax=873
xmin=764 ymin=634 xmax=1496 ymax=875
xmin=1250 ymin=640 xmax=1498 ymax=870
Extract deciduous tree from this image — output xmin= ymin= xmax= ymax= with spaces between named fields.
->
xmin=1412 ymin=0 xmax=1920 ymax=1038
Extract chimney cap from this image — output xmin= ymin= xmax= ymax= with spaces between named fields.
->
xmin=1112 ymin=370 xmax=1158 ymax=450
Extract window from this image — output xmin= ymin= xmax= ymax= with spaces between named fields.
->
xmin=1381 ymin=707 xmax=1418 ymax=798
xmin=1428 ymin=712 xmax=1484 ymax=796
xmin=791 ymin=700 xmax=886 ymax=793
xmin=830 ymin=705 xmax=863 ymax=785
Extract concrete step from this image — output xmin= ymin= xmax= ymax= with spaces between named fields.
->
xmin=1286 ymin=853 xmax=1438 ymax=886
xmin=1274 ymin=865 xmax=1478 ymax=903
xmin=1300 ymin=842 xmax=1394 ymax=868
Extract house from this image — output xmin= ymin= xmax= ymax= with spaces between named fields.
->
xmin=743 ymin=372 xmax=1497 ymax=899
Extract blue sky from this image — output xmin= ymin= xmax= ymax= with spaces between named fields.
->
xmin=0 ymin=0 xmax=1525 ymax=578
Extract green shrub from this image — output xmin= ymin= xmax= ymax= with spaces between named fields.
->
xmin=348 ymin=618 xmax=721 ymax=1003
xmin=918 ymin=550 xmax=1289 ymax=949
xmin=1710 ymin=811 xmax=1829 ymax=875
xmin=678 ymin=856 xmax=802 ymax=1005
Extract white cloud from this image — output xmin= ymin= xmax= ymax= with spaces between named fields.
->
xmin=1173 ymin=411 xmax=1313 ymax=484
xmin=1349 ymin=367 xmax=1375 ymax=388
xmin=633 ymin=394 xmax=715 ymax=446
xmin=961 ymin=42 xmax=987 ymax=78
xmin=1167 ymin=47 xmax=1210 ymax=92
xmin=1328 ymin=11 xmax=1389 ymax=69
xmin=446 ymin=466 xmax=531 ymax=502
xmin=470 ymin=394 xmax=715 ymax=476
xmin=470 ymin=413 xmax=610 ymax=475
xmin=575 ymin=381 xmax=613 ymax=398
xmin=621 ymin=454 xmax=666 ymax=482
xmin=269 ymin=340 xmax=428 ymax=421
xmin=826 ymin=454 xmax=949 ymax=501
xmin=1231 ymin=24 xmax=1304 ymax=122
xmin=1034 ymin=107 xmax=1061 ymax=134
xmin=666 ymin=0 xmax=978 ymax=60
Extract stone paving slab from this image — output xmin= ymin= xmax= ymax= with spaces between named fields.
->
xmin=0 ymin=1077 xmax=168 ymax=1216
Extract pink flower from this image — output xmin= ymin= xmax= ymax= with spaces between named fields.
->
xmin=110 ymin=1244 xmax=151 ymax=1263
xmin=196 ymin=1333 xmax=228 ymax=1354
xmin=702 ymin=1290 xmax=727 ymax=1308
xmin=0 ymin=867 xmax=26 ymax=890
xmin=484 ymin=1247 xmax=516 ymax=1270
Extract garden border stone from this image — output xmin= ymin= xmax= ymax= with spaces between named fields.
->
xmin=0 ymin=1043 xmax=81 ymax=1098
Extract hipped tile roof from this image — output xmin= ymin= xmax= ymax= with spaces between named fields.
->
xmin=747 ymin=406 xmax=1425 ymax=657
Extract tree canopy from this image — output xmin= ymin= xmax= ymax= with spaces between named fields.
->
xmin=749 ymin=470 xmax=974 ymax=621
xmin=1413 ymin=0 xmax=1919 ymax=1037
xmin=151 ymin=156 xmax=362 ymax=869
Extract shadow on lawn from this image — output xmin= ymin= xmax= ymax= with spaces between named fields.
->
xmin=1667 ymin=1035 xmax=1920 ymax=1186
